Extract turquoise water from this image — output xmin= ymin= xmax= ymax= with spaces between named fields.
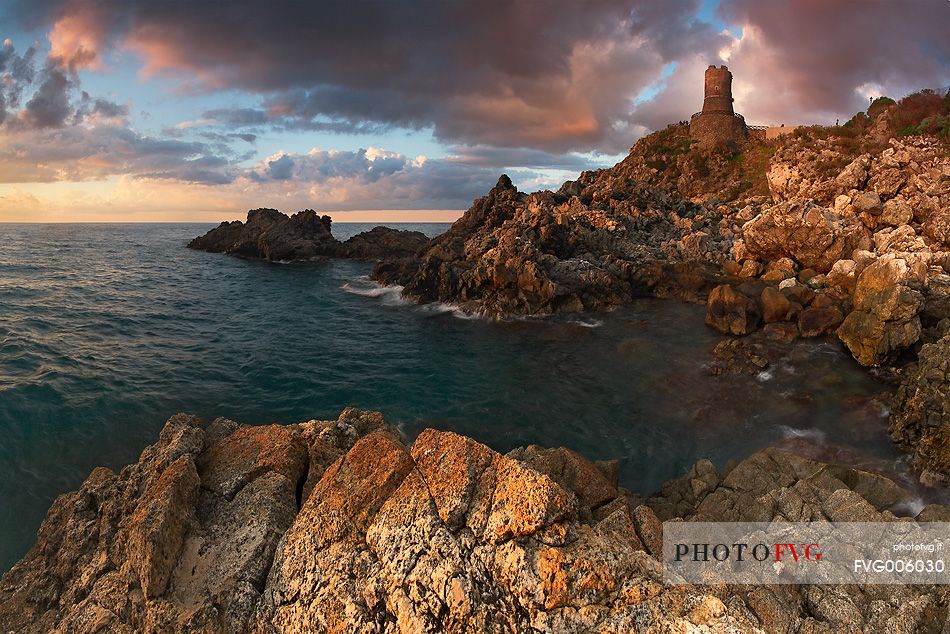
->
xmin=0 ymin=223 xmax=906 ymax=571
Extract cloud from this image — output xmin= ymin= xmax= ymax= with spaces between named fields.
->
xmin=4 ymin=0 xmax=950 ymax=221
xmin=235 ymin=145 xmax=554 ymax=211
xmin=4 ymin=0 xmax=730 ymax=153
xmin=0 ymin=39 xmax=38 ymax=123
xmin=262 ymin=153 xmax=295 ymax=181
xmin=716 ymin=0 xmax=950 ymax=124
xmin=0 ymin=124 xmax=236 ymax=184
xmin=22 ymin=59 xmax=72 ymax=128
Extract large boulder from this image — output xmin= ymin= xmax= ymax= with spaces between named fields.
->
xmin=0 ymin=410 xmax=383 ymax=633
xmin=837 ymin=256 xmax=924 ymax=366
xmin=705 ymin=284 xmax=760 ymax=335
xmin=742 ymin=200 xmax=870 ymax=273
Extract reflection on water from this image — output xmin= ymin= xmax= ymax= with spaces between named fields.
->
xmin=0 ymin=222 xmax=921 ymax=572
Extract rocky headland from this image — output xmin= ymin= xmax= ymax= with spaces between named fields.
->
xmin=371 ymin=93 xmax=950 ymax=485
xmin=188 ymin=208 xmax=429 ymax=262
xmin=3 ymin=408 xmax=949 ymax=633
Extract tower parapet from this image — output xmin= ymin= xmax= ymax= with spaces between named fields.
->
xmin=689 ymin=65 xmax=747 ymax=148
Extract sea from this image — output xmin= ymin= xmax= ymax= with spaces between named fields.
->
xmin=0 ymin=222 xmax=920 ymax=571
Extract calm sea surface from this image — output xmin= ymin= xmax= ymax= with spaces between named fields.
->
xmin=0 ymin=222 xmax=915 ymax=571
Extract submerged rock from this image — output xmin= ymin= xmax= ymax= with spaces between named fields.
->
xmin=2 ymin=409 xmax=947 ymax=633
xmin=188 ymin=209 xmax=429 ymax=262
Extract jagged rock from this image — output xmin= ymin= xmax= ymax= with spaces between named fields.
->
xmin=3 ymin=411 xmax=949 ymax=633
xmin=924 ymin=208 xmax=950 ymax=247
xmin=705 ymin=284 xmax=760 ymax=335
xmin=0 ymin=410 xmax=383 ymax=633
xmin=340 ymin=226 xmax=429 ymax=260
xmin=890 ymin=333 xmax=950 ymax=484
xmin=189 ymin=209 xmax=429 ymax=262
xmin=880 ymin=196 xmax=913 ymax=227
xmin=851 ymin=191 xmax=883 ymax=215
xmin=838 ymin=256 xmax=924 ymax=366
xmin=826 ymin=259 xmax=857 ymax=294
xmin=188 ymin=208 xmax=338 ymax=261
xmin=707 ymin=337 xmax=772 ymax=376
xmin=742 ymin=200 xmax=870 ymax=273
xmin=373 ymin=174 xmax=724 ymax=318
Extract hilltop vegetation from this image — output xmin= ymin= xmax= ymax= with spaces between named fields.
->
xmin=609 ymin=88 xmax=950 ymax=205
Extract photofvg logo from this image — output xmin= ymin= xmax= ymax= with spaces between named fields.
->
xmin=663 ymin=522 xmax=950 ymax=585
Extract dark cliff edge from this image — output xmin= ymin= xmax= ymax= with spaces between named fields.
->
xmin=188 ymin=208 xmax=429 ymax=262
xmin=2 ymin=408 xmax=948 ymax=633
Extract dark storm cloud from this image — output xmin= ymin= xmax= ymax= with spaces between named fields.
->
xmin=0 ymin=40 xmax=38 ymax=123
xmin=199 ymin=106 xmax=384 ymax=135
xmin=3 ymin=0 xmax=729 ymax=152
xmin=22 ymin=60 xmax=72 ymax=128
xmin=717 ymin=0 xmax=950 ymax=122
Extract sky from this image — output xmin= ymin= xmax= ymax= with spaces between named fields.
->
xmin=0 ymin=0 xmax=948 ymax=222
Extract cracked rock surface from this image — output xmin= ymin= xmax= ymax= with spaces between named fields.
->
xmin=2 ymin=409 xmax=949 ymax=633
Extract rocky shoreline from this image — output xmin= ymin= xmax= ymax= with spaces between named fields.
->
xmin=368 ymin=112 xmax=950 ymax=485
xmin=186 ymin=113 xmax=950 ymax=485
xmin=3 ymin=408 xmax=949 ymax=633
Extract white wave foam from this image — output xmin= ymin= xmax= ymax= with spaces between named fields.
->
xmin=341 ymin=279 xmax=410 ymax=306
xmin=893 ymin=496 xmax=927 ymax=517
xmin=778 ymin=425 xmax=827 ymax=442
xmin=567 ymin=318 xmax=603 ymax=328
xmin=417 ymin=301 xmax=480 ymax=320
xmin=756 ymin=369 xmax=774 ymax=381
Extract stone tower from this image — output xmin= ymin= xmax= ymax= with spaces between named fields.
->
xmin=689 ymin=65 xmax=747 ymax=148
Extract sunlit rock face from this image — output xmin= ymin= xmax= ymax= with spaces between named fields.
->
xmin=2 ymin=409 xmax=948 ymax=633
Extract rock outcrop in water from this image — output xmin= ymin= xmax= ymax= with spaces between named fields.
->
xmin=2 ymin=409 xmax=949 ymax=633
xmin=188 ymin=208 xmax=428 ymax=262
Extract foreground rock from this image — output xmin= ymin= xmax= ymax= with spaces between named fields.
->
xmin=890 ymin=333 xmax=950 ymax=486
xmin=2 ymin=410 xmax=948 ymax=633
xmin=188 ymin=208 xmax=428 ymax=262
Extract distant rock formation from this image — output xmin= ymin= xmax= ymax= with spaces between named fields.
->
xmin=1 ymin=409 xmax=946 ymax=633
xmin=188 ymin=208 xmax=429 ymax=262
